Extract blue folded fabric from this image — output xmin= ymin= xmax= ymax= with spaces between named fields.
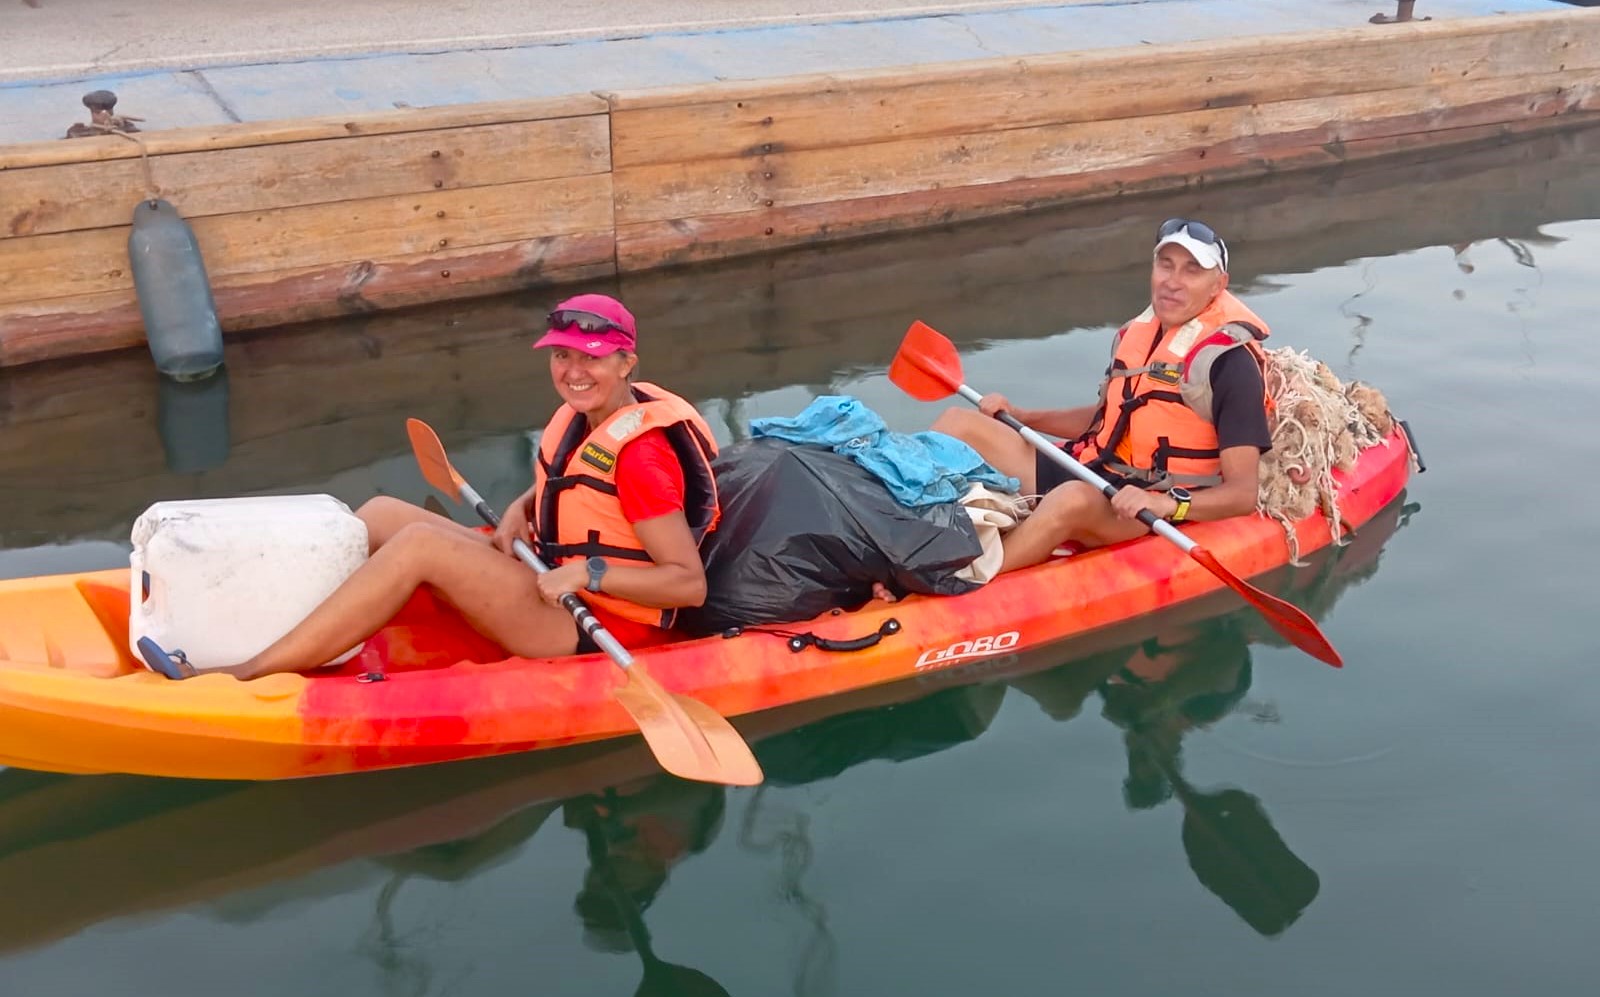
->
xmin=751 ymin=396 xmax=1019 ymax=507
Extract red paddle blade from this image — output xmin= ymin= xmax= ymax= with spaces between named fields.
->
xmin=889 ymin=321 xmax=964 ymax=402
xmin=1190 ymin=547 xmax=1344 ymax=667
xmin=406 ymin=418 xmax=466 ymax=502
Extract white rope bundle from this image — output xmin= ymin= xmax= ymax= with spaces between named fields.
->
xmin=1257 ymin=347 xmax=1394 ymax=562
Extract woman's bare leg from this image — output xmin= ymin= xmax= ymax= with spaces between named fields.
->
xmin=358 ymin=495 xmax=494 ymax=553
xmin=225 ymin=521 xmax=576 ymax=680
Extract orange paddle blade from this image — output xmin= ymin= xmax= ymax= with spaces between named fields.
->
xmin=889 ymin=321 xmax=965 ymax=402
xmin=406 ymin=418 xmax=465 ymax=502
xmin=1190 ymin=547 xmax=1343 ymax=667
xmin=616 ymin=664 xmax=764 ymax=786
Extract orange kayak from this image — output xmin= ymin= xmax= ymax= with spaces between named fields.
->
xmin=0 ymin=429 xmax=1411 ymax=781
xmin=0 ymin=490 xmax=1409 ymax=956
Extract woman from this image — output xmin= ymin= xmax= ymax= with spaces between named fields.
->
xmin=150 ymin=293 xmax=720 ymax=680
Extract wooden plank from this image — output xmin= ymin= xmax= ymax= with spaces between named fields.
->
xmin=615 ymin=110 xmax=1600 ymax=271
xmin=610 ymin=13 xmax=1600 ymax=168
xmin=0 ymin=232 xmax=616 ymax=367
xmin=0 ymin=172 xmax=614 ymax=306
xmin=0 ymin=94 xmax=610 ymax=170
xmin=613 ymin=72 xmax=1598 ymax=226
xmin=1 ymin=116 xmax=610 ymax=238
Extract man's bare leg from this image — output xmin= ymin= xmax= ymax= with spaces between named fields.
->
xmin=931 ymin=408 xmax=1040 ymax=494
xmin=998 ymin=481 xmax=1151 ymax=573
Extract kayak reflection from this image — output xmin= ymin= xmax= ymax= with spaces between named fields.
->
xmin=560 ymin=681 xmax=1004 ymax=994
xmin=1104 ymin=622 xmax=1319 ymax=938
xmin=1008 ymin=497 xmax=1418 ymax=936
xmin=569 ymin=789 xmax=731 ymax=997
xmin=0 ymin=675 xmax=1006 ymax=963
xmin=0 ymin=499 xmax=1413 ymax=959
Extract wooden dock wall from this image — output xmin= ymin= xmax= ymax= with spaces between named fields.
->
xmin=2 ymin=10 xmax=1597 ymax=368
xmin=5 ymin=120 xmax=1597 ymax=548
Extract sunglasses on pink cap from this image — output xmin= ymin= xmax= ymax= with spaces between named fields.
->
xmin=547 ymin=308 xmax=630 ymax=336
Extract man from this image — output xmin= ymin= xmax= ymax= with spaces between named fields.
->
xmin=932 ymin=218 xmax=1272 ymax=573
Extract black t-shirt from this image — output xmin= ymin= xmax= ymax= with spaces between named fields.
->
xmin=1208 ymin=347 xmax=1273 ymax=453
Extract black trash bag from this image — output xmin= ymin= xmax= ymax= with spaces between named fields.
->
xmin=676 ymin=439 xmax=983 ymax=636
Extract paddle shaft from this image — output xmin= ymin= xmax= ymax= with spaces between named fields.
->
xmin=954 ymin=384 xmax=1197 ymax=552
xmin=455 ymin=480 xmax=634 ymax=667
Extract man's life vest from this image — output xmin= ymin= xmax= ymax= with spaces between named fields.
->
xmin=532 ymin=382 xmax=720 ymax=629
xmin=1074 ymin=290 xmax=1271 ymax=491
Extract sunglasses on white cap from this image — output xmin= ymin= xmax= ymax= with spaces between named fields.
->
xmin=1158 ymin=218 xmax=1229 ymax=271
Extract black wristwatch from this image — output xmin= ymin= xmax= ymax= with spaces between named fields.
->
xmin=1168 ymin=487 xmax=1193 ymax=523
xmin=585 ymin=556 xmax=608 ymax=593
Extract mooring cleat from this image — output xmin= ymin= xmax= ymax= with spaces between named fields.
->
xmin=137 ymin=637 xmax=196 ymax=680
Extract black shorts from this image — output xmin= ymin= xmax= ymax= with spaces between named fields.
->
xmin=575 ymin=627 xmax=601 ymax=655
xmin=1034 ymin=449 xmax=1136 ymax=494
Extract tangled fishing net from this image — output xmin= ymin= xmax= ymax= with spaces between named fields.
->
xmin=1257 ymin=347 xmax=1397 ymax=562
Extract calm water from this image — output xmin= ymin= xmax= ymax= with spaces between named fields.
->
xmin=3 ymin=127 xmax=1599 ymax=996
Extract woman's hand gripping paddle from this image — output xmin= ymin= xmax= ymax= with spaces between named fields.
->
xmin=887 ymin=321 xmax=1343 ymax=667
xmin=406 ymin=418 xmax=763 ymax=786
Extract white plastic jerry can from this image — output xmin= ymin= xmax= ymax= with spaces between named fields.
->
xmin=129 ymin=495 xmax=369 ymax=671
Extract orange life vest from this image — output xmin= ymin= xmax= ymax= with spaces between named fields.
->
xmin=1074 ymin=290 xmax=1271 ymax=491
xmin=532 ymin=382 xmax=720 ymax=629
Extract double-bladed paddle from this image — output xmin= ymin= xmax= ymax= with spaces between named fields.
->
xmin=406 ymin=418 xmax=763 ymax=787
xmin=888 ymin=320 xmax=1343 ymax=667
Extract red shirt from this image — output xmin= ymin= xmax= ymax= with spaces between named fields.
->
xmin=615 ymin=428 xmax=687 ymax=524
xmin=589 ymin=428 xmax=686 ymax=648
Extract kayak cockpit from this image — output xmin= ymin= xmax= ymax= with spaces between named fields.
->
xmin=0 ymin=572 xmax=135 ymax=678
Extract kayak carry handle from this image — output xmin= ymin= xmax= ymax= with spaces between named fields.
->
xmin=724 ymin=618 xmax=902 ymax=653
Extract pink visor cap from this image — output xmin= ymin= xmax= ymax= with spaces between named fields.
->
xmin=532 ymin=293 xmax=638 ymax=356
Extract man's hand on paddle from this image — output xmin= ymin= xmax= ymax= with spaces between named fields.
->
xmin=1110 ymin=485 xmax=1178 ymax=522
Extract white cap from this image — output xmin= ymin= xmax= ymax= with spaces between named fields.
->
xmin=1154 ymin=229 xmax=1228 ymax=272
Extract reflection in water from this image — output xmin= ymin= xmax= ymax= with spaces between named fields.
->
xmin=567 ymin=783 xmax=727 ymax=955
xmin=1338 ymin=261 xmax=1378 ymax=365
xmin=562 ymin=683 xmax=1004 ymax=996
xmin=1498 ymin=237 xmax=1539 ymax=270
xmin=356 ymin=801 xmax=562 ymax=996
xmin=1014 ymin=621 xmax=1319 ymax=937
xmin=1101 ymin=625 xmax=1319 ymax=937
xmin=738 ymin=789 xmax=835 ymax=997
xmin=156 ymin=366 xmax=232 ymax=473
xmin=740 ymin=682 xmax=1006 ymax=997
xmin=570 ymin=790 xmax=732 ymax=997
xmin=362 ymin=873 xmax=432 ymax=997
xmin=1009 ymin=497 xmax=1416 ymax=936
